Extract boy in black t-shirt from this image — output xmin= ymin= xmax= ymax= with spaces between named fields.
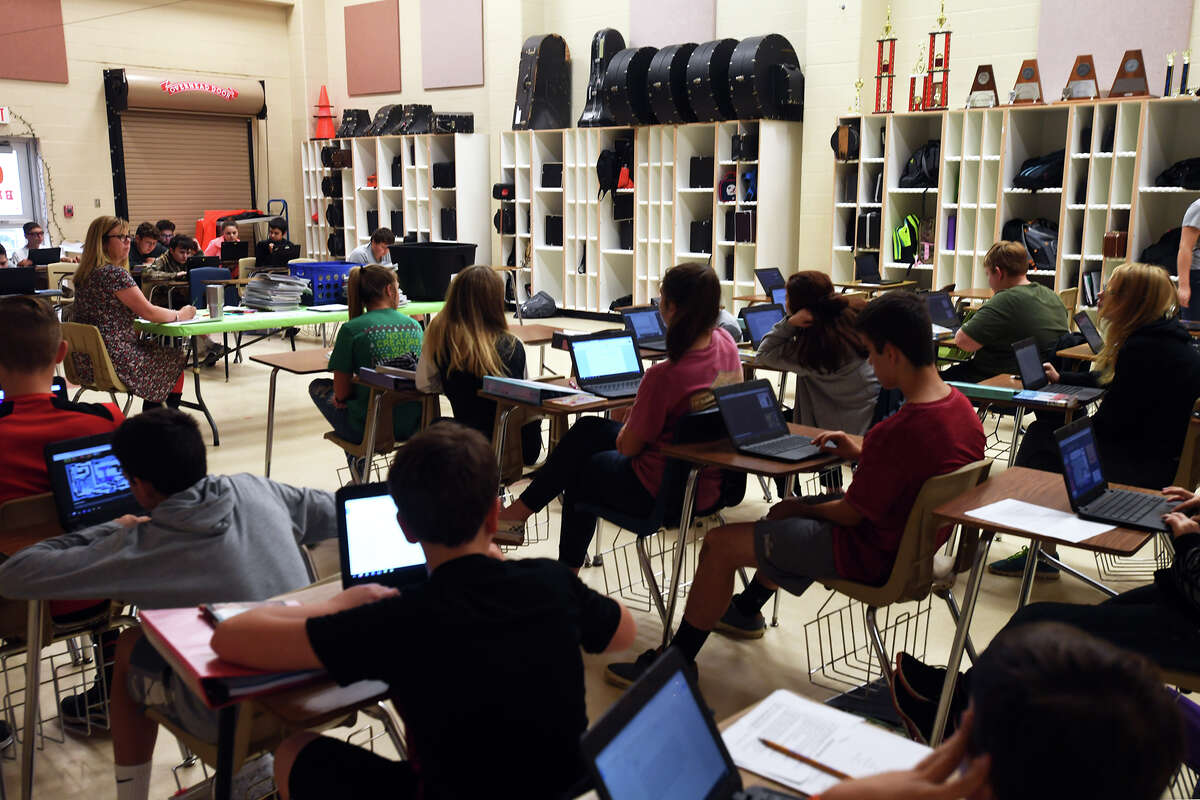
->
xmin=212 ymin=423 xmax=636 ymax=800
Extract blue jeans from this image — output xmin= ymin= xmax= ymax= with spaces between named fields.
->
xmin=309 ymin=378 xmax=362 ymax=444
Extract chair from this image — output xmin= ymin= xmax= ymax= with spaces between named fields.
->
xmin=60 ymin=322 xmax=135 ymax=414
xmin=820 ymin=459 xmax=992 ymax=687
xmin=188 ymin=267 xmax=238 ymax=309
xmin=46 ymin=263 xmax=76 ymax=306
xmin=1058 ymin=286 xmax=1078 ymax=316
xmin=1172 ymin=398 xmax=1200 ymax=491
xmin=322 ymin=388 xmax=406 ymax=484
xmin=237 ymin=256 xmax=256 ymax=277
xmin=579 ymin=409 xmax=747 ymax=644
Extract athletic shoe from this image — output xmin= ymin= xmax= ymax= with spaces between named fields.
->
xmin=0 ymin=720 xmax=12 ymax=750
xmin=60 ymin=681 xmax=108 ymax=727
xmin=713 ymin=601 xmax=766 ymax=640
xmin=605 ymin=648 xmax=697 ymax=689
xmin=493 ymin=519 xmax=525 ymax=547
xmin=988 ymin=546 xmax=1060 ymax=580
xmin=895 ymin=652 xmax=949 ymax=703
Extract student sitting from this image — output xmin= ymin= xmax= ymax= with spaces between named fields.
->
xmin=825 ymin=623 xmax=1182 ymax=800
xmin=14 ymin=221 xmax=45 ymax=266
xmin=0 ymin=408 xmax=338 ymax=800
xmin=606 ymin=292 xmax=985 ymax=683
xmin=142 ymin=235 xmax=195 ymax=301
xmin=154 ymin=219 xmax=175 ymax=247
xmin=346 ymin=226 xmax=396 ymax=266
xmin=128 ymin=222 xmax=166 ymax=266
xmin=202 ymin=218 xmax=239 ymax=257
xmin=0 ymin=244 xmax=7 ymax=268
xmin=254 ymin=216 xmax=295 ymax=264
xmin=496 ymin=262 xmax=743 ymax=564
xmin=416 ymin=265 xmax=541 ymax=482
xmin=755 ymin=270 xmax=879 ymax=435
xmin=308 ymin=265 xmax=423 ymax=458
xmin=940 ymin=241 xmax=1068 ymax=383
xmin=211 ymin=423 xmax=637 ymax=800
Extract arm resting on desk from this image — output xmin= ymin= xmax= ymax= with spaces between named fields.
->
xmin=116 ymin=286 xmax=190 ymax=324
xmin=951 ymin=328 xmax=982 ymax=353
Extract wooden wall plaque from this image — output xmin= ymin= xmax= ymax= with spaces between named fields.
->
xmin=1062 ymin=55 xmax=1100 ymax=100
xmin=966 ymin=64 xmax=999 ymax=107
xmin=1110 ymin=49 xmax=1150 ymax=97
xmin=1010 ymin=59 xmax=1044 ymax=104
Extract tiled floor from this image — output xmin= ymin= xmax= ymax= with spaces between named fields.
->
xmin=7 ymin=316 xmax=1130 ymax=799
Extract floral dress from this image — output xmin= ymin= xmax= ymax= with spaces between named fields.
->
xmin=71 ymin=264 xmax=188 ymax=403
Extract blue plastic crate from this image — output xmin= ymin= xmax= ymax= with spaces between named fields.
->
xmin=290 ymin=261 xmax=353 ymax=305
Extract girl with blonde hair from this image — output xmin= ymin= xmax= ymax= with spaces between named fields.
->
xmin=70 ymin=215 xmax=194 ymax=409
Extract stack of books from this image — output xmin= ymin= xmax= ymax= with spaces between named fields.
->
xmin=243 ymin=274 xmax=309 ymax=311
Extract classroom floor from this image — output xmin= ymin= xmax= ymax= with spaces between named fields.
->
xmin=8 ymin=315 xmax=1137 ymax=799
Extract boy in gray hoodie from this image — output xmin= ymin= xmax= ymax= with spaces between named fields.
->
xmin=0 ymin=408 xmax=337 ymax=800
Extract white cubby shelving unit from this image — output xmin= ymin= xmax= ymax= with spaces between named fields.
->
xmin=300 ymin=133 xmax=491 ymax=264
xmin=500 ymin=120 xmax=802 ymax=314
xmin=831 ymin=96 xmax=1200 ymax=311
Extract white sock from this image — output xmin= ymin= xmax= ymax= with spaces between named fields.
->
xmin=114 ymin=762 xmax=152 ymax=800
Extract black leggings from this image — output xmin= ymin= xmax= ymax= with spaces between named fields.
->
xmin=518 ymin=417 xmax=655 ymax=567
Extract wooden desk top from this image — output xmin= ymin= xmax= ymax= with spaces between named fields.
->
xmin=951 ymin=288 xmax=994 ymax=301
xmin=970 ymin=373 xmax=1084 ymax=412
xmin=1056 ymin=342 xmax=1097 ymax=362
xmin=478 ymin=376 xmax=635 ymax=415
xmin=658 ymin=424 xmax=857 ymax=477
xmin=510 ymin=324 xmax=559 ymax=346
xmin=0 ymin=523 xmax=63 ymax=557
xmin=733 ymin=294 xmax=771 ymax=305
xmin=833 ymin=280 xmax=916 ymax=295
xmin=249 ymin=348 xmax=331 ymax=374
xmin=932 ymin=467 xmax=1152 ymax=556
xmin=980 ymin=374 xmax=1021 ymax=391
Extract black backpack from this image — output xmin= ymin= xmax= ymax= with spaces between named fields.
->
xmin=1001 ymin=218 xmax=1058 ymax=271
xmin=1155 ymin=159 xmax=1200 ymax=190
xmin=897 ymin=140 xmax=940 ymax=188
xmin=1139 ymin=228 xmax=1184 ymax=275
xmin=1012 ymin=149 xmax=1065 ymax=191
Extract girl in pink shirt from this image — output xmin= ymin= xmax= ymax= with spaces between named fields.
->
xmin=497 ymin=263 xmax=742 ymax=569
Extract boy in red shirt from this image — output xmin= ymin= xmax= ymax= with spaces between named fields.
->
xmin=607 ymin=291 xmax=986 ymax=685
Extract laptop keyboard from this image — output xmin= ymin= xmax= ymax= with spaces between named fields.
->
xmin=590 ymin=379 xmax=641 ymax=396
xmin=1046 ymin=383 xmax=1094 ymax=396
xmin=1089 ymin=490 xmax=1163 ymax=520
xmin=746 ymin=435 xmax=814 ymax=456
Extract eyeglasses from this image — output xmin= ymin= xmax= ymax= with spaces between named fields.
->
xmin=104 ymin=234 xmax=132 ymax=242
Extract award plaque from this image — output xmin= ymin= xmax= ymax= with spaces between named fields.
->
xmin=1109 ymin=49 xmax=1150 ymax=97
xmin=966 ymin=64 xmax=999 ymax=107
xmin=1009 ymin=59 xmax=1043 ymax=104
xmin=1062 ymin=55 xmax=1100 ymax=100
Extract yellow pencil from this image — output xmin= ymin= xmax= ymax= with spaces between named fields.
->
xmin=758 ymin=738 xmax=850 ymax=781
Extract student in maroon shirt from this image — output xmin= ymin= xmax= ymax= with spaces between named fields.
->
xmin=607 ymin=291 xmax=985 ymax=686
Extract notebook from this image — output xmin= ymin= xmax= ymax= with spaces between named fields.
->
xmin=568 ymin=331 xmax=644 ymax=399
xmin=1011 ymin=337 xmax=1104 ymax=402
xmin=335 ymin=482 xmax=428 ymax=591
xmin=741 ymin=304 xmax=786 ymax=351
xmin=712 ymin=379 xmax=823 ymax=463
xmin=1074 ymin=311 xmax=1104 ymax=354
xmin=620 ymin=306 xmax=668 ymax=351
xmin=44 ymin=432 xmax=142 ymax=531
xmin=0 ymin=267 xmax=37 ymax=295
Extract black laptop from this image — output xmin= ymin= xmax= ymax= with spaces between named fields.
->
xmin=1074 ymin=311 xmax=1104 ymax=354
xmin=568 ymin=331 xmax=645 ymax=398
xmin=1011 ymin=337 xmax=1104 ymax=401
xmin=185 ymin=255 xmax=220 ymax=271
xmin=620 ymin=306 xmax=668 ymax=351
xmin=713 ymin=379 xmax=822 ymax=462
xmin=256 ymin=241 xmax=300 ymax=268
xmin=854 ymin=252 xmax=900 ymax=286
xmin=335 ymin=482 xmax=428 ymax=591
xmin=0 ymin=267 xmax=37 ymax=295
xmin=582 ymin=648 xmax=796 ymax=800
xmin=754 ymin=268 xmax=786 ymax=294
xmin=1055 ymin=418 xmax=1174 ymax=531
xmin=220 ymin=241 xmax=249 ymax=262
xmin=44 ymin=433 xmax=142 ymax=531
xmin=740 ymin=304 xmax=786 ymax=352
xmin=29 ymin=247 xmax=61 ymax=266
xmin=925 ymin=291 xmax=960 ymax=332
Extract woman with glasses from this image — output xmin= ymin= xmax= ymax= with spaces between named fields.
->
xmin=71 ymin=216 xmax=195 ymax=410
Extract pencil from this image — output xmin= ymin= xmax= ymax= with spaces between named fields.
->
xmin=758 ymin=738 xmax=850 ymax=781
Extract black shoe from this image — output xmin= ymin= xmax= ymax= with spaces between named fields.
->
xmin=714 ymin=602 xmax=766 ymax=640
xmin=605 ymin=648 xmax=698 ymax=690
xmin=895 ymin=652 xmax=949 ymax=703
xmin=0 ymin=720 xmax=12 ymax=750
xmin=60 ymin=680 xmax=108 ymax=727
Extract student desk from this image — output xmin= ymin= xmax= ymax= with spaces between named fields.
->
xmin=928 ymin=466 xmax=1153 ymax=744
xmin=353 ymin=379 xmax=440 ymax=484
xmin=956 ymin=374 xmax=1086 ymax=467
xmin=141 ymin=578 xmax=391 ymax=800
xmin=510 ymin=323 xmax=562 ymax=376
xmin=733 ymin=294 xmax=771 ymax=305
xmin=249 ymin=349 xmax=332 ymax=477
xmin=950 ymin=288 xmax=993 ymax=303
xmin=651 ymin=425 xmax=857 ymax=647
xmin=1056 ymin=342 xmax=1097 ymax=364
xmin=137 ymin=303 xmax=443 ymax=446
xmin=833 ymin=280 xmax=917 ymax=295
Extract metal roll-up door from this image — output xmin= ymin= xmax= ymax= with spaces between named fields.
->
xmin=120 ymin=110 xmax=252 ymax=228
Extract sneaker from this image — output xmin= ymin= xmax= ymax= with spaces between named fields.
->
xmin=714 ymin=601 xmax=766 ymax=640
xmin=895 ymin=652 xmax=949 ymax=703
xmin=988 ymin=546 xmax=1060 ymax=580
xmin=0 ymin=720 xmax=12 ymax=750
xmin=605 ymin=648 xmax=697 ymax=690
xmin=60 ymin=680 xmax=108 ymax=727
xmin=493 ymin=518 xmax=525 ymax=547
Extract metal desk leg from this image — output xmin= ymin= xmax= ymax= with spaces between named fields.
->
xmin=1007 ymin=406 xmax=1025 ymax=468
xmin=661 ymin=467 xmax=701 ymax=649
xmin=264 ymin=367 xmax=280 ymax=477
xmin=19 ymin=600 xmax=43 ymax=800
xmin=1038 ymin=550 xmax=1118 ymax=598
xmin=358 ymin=390 xmax=384 ymax=485
xmin=493 ymin=406 xmax=518 ymax=473
xmin=1016 ymin=540 xmax=1042 ymax=609
xmin=930 ymin=530 xmax=994 ymax=746
xmin=223 ymin=332 xmax=230 ymax=382
xmin=213 ymin=705 xmax=237 ymax=800
xmin=180 ymin=335 xmax=219 ymax=446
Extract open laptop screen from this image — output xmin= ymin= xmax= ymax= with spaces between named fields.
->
xmin=771 ymin=287 xmax=787 ymax=307
xmin=926 ymin=292 xmax=958 ymax=328
xmin=45 ymin=435 xmax=140 ymax=529
xmin=338 ymin=485 xmax=427 ymax=589
xmin=742 ymin=304 xmax=785 ymax=349
xmin=1057 ymin=422 xmax=1105 ymax=504
xmin=593 ymin=669 xmax=730 ymax=800
xmin=623 ymin=308 xmax=666 ymax=342
xmin=1074 ymin=312 xmax=1104 ymax=353
xmin=754 ymin=267 xmax=785 ymax=293
xmin=1012 ymin=338 xmax=1048 ymax=389
xmin=716 ymin=381 xmax=788 ymax=445
xmin=573 ymin=336 xmax=641 ymax=381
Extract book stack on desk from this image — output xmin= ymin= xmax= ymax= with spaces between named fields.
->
xmin=482 ymin=376 xmax=582 ymax=404
xmin=243 ymin=273 xmax=309 ymax=311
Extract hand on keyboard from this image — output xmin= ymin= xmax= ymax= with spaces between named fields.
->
xmin=1164 ymin=511 xmax=1200 ymax=539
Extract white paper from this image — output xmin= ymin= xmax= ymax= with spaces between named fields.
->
xmin=965 ymin=498 xmax=1114 ymax=544
xmin=722 ymin=689 xmax=929 ymax=794
xmin=932 ymin=323 xmax=952 ymax=337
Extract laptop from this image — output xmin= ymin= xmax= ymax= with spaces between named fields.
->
xmin=29 ymin=247 xmax=61 ymax=266
xmin=335 ymin=482 xmax=428 ymax=591
xmin=0 ymin=267 xmax=37 ymax=295
xmin=185 ymin=255 xmax=220 ymax=271
xmin=770 ymin=287 xmax=787 ymax=307
xmin=220 ymin=241 xmax=249 ymax=262
xmin=1055 ymin=418 xmax=1174 ymax=531
xmin=853 ymin=252 xmax=900 ymax=286
xmin=754 ymin=267 xmax=786 ymax=294
xmin=1074 ymin=311 xmax=1104 ymax=354
xmin=0 ymin=376 xmax=66 ymax=404
xmin=1011 ymin=337 xmax=1105 ymax=402
xmin=256 ymin=241 xmax=301 ymax=268
xmin=568 ymin=331 xmax=645 ymax=399
xmin=44 ymin=433 xmax=142 ymax=531
xmin=740 ymin=304 xmax=786 ymax=352
xmin=925 ymin=291 xmax=961 ymax=332
xmin=620 ymin=306 xmax=668 ymax=352
xmin=712 ymin=379 xmax=822 ymax=462
xmin=581 ymin=648 xmax=796 ymax=800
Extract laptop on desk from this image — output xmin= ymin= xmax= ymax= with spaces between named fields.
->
xmin=621 ymin=306 xmax=668 ymax=352
xmin=220 ymin=241 xmax=249 ymax=263
xmin=926 ymin=291 xmax=961 ymax=332
xmin=0 ymin=267 xmax=37 ymax=295
xmin=185 ymin=256 xmax=220 ymax=271
xmin=853 ymin=253 xmax=901 ymax=286
xmin=770 ymin=287 xmax=787 ymax=307
xmin=713 ymin=379 xmax=823 ymax=462
xmin=1012 ymin=337 xmax=1104 ymax=402
xmin=582 ymin=648 xmax=797 ymax=800
xmin=29 ymin=247 xmax=61 ymax=266
xmin=1055 ymin=418 xmax=1174 ymax=531
xmin=44 ymin=433 xmax=142 ymax=531
xmin=256 ymin=241 xmax=300 ymax=269
xmin=568 ymin=331 xmax=645 ymax=399
xmin=335 ymin=482 xmax=428 ymax=591
xmin=1073 ymin=311 xmax=1104 ymax=354
xmin=754 ymin=267 xmax=786 ymax=295
xmin=739 ymin=304 xmax=786 ymax=358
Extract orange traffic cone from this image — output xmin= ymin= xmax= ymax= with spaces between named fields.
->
xmin=313 ymin=85 xmax=336 ymax=139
